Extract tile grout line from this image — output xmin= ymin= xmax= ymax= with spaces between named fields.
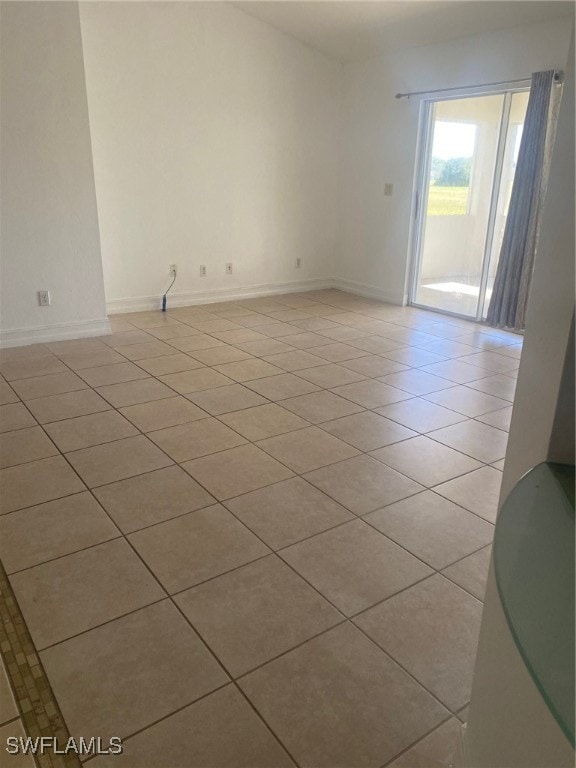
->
xmin=350 ymin=617 xmax=465 ymax=719
xmin=205 ymin=496 xmax=472 ymax=728
xmin=0 ymin=556 xmax=81 ymax=768
xmin=164 ymin=589 xmax=305 ymax=767
xmin=2 ymin=343 xmax=500 ymax=593
xmin=378 ymin=712 xmax=457 ymax=768
xmin=11 ymin=401 xmax=294 ymax=762
xmin=5 ymin=491 xmax=465 ymax=761
xmin=3 ymin=474 xmax=493 ymax=598
xmin=0 ymin=293 xmax=520 ymax=767
xmin=10 ymin=386 xmax=298 ymax=768
xmin=79 ymin=681 xmax=233 ymax=765
xmin=228 ymin=681 xmax=302 ymax=768
xmin=3 ymin=368 xmax=499 ymax=555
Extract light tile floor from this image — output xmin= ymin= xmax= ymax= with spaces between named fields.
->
xmin=0 ymin=290 xmax=521 ymax=767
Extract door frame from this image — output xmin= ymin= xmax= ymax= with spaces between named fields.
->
xmin=408 ymin=84 xmax=531 ymax=322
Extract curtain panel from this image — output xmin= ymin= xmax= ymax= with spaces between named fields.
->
xmin=487 ymin=69 xmax=560 ymax=330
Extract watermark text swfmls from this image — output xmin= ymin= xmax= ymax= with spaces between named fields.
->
xmin=6 ymin=736 xmax=123 ymax=757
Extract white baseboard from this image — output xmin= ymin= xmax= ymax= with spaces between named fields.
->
xmin=106 ymin=278 xmax=334 ymax=314
xmin=106 ymin=277 xmax=405 ymax=315
xmin=1 ymin=278 xmax=403 ymax=348
xmin=0 ymin=317 xmax=111 ymax=348
xmin=330 ymin=278 xmax=406 ymax=306
xmin=2 ymin=278 xmax=405 ymax=347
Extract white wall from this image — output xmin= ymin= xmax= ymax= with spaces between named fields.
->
xmin=0 ymin=1 xmax=109 ymax=346
xmin=79 ymin=2 xmax=342 ymax=312
xmin=499 ymin=28 xmax=575 ymax=501
xmin=2 ymin=6 xmax=572 ymax=332
xmin=339 ymin=18 xmax=573 ymax=305
xmin=462 ymin=30 xmax=575 ymax=767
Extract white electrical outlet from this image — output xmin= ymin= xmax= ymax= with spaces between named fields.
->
xmin=169 ymin=264 xmax=177 ymax=278
xmin=225 ymin=263 xmax=233 ymax=275
xmin=199 ymin=265 xmax=207 ymax=276
xmin=38 ymin=290 xmax=51 ymax=307
xmin=295 ymin=257 xmax=302 ymax=269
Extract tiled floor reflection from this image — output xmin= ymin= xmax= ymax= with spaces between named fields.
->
xmin=0 ymin=289 xmax=521 ymax=767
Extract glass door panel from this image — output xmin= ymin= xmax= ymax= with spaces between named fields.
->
xmin=413 ymin=94 xmax=505 ymax=317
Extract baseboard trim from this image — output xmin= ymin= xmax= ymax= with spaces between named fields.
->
xmin=2 ymin=279 xmax=405 ymax=347
xmin=106 ymin=277 xmax=406 ymax=315
xmin=331 ymin=278 xmax=406 ymax=306
xmin=1 ymin=279 xmax=403 ymax=348
xmin=0 ymin=318 xmax=111 ymax=348
xmin=106 ymin=278 xmax=334 ymax=314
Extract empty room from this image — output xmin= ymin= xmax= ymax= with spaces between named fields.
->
xmin=0 ymin=1 xmax=574 ymax=767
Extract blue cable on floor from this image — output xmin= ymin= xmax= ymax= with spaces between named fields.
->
xmin=162 ymin=273 xmax=177 ymax=312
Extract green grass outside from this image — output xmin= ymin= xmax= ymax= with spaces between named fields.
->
xmin=427 ymin=185 xmax=469 ymax=216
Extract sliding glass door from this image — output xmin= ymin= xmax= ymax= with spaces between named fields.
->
xmin=410 ymin=90 xmax=529 ymax=320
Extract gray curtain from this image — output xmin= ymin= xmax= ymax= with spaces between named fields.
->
xmin=487 ymin=70 xmax=559 ymax=330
